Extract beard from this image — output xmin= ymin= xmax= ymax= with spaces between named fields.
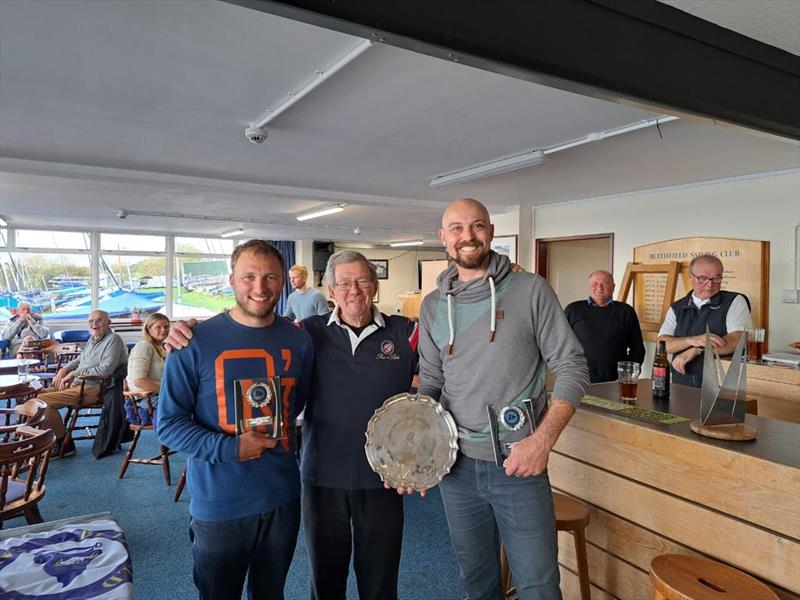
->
xmin=450 ymin=242 xmax=490 ymax=270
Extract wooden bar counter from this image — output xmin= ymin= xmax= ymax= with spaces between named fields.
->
xmin=723 ymin=359 xmax=800 ymax=424
xmin=550 ymin=381 xmax=800 ymax=599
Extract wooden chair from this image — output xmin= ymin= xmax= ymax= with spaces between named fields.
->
xmin=118 ymin=390 xmax=176 ymax=485
xmin=0 ymin=398 xmax=48 ymax=442
xmin=174 ymin=466 xmax=187 ymax=502
xmin=0 ymin=385 xmax=39 ymax=415
xmin=0 ymin=426 xmax=56 ymax=527
xmin=59 ymin=374 xmax=110 ymax=457
xmin=649 ymin=554 xmax=778 ymax=600
xmin=501 ymin=492 xmax=591 ymax=600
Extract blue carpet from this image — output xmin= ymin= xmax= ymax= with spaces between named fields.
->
xmin=9 ymin=432 xmax=463 ymax=599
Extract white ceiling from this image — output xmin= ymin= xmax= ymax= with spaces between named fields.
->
xmin=0 ymin=0 xmax=798 ymax=245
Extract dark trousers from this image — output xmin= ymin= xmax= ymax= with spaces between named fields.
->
xmin=189 ymin=499 xmax=301 ymax=600
xmin=302 ymin=484 xmax=404 ymax=600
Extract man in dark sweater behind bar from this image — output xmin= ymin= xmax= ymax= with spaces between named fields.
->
xmin=565 ymin=270 xmax=645 ymax=383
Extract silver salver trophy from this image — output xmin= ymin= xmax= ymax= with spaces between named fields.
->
xmin=689 ymin=326 xmax=757 ymax=441
xmin=365 ymin=393 xmax=459 ymax=492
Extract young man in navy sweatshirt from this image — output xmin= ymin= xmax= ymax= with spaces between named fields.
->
xmin=158 ymin=240 xmax=313 ymax=600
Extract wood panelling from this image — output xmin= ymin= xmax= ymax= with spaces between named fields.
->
xmin=559 ymin=565 xmax=615 ymax=600
xmin=550 ymin=453 xmax=800 ymax=594
xmin=554 ymin=410 xmax=800 ymax=538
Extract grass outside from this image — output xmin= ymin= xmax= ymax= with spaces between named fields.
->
xmin=138 ymin=287 xmax=234 ymax=313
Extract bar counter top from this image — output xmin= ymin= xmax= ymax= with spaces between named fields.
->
xmin=549 ymin=379 xmax=800 ymax=599
xmin=586 ymin=380 xmax=800 ymax=468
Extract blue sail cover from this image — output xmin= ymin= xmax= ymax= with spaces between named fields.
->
xmin=47 ymin=290 xmax=163 ymax=320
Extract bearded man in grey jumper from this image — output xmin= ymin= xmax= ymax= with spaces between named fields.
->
xmin=416 ymin=198 xmax=589 ymax=600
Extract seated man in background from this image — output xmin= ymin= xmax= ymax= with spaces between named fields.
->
xmin=2 ymin=301 xmax=50 ymax=356
xmin=657 ymin=254 xmax=752 ymax=387
xmin=565 ymin=270 xmax=645 ymax=383
xmin=38 ymin=310 xmax=128 ymax=457
xmin=284 ymin=264 xmax=330 ymax=321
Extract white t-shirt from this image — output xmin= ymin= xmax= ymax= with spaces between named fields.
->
xmin=658 ymin=294 xmax=752 ymax=337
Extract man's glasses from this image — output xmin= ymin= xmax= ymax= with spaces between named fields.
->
xmin=333 ymin=278 xmax=374 ymax=291
xmin=690 ymin=273 xmax=723 ymax=284
xmin=87 ymin=318 xmax=107 ymax=324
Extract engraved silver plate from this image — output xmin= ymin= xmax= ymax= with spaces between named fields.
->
xmin=364 ymin=393 xmax=459 ymax=491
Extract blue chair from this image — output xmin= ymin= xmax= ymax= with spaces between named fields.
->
xmin=0 ymin=341 xmax=8 ymax=358
xmin=52 ymin=330 xmax=91 ymax=344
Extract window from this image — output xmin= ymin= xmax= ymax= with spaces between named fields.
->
xmin=101 ymin=233 xmax=166 ymax=253
xmin=173 ymin=237 xmax=233 ymax=317
xmin=15 ymin=229 xmax=90 ymax=250
xmin=0 ymin=251 xmax=92 ymax=317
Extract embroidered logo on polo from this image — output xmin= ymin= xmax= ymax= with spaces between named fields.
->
xmin=376 ymin=339 xmax=400 ymax=360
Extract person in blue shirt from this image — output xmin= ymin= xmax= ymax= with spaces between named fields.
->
xmin=283 ymin=264 xmax=329 ymax=322
xmin=158 ymin=240 xmax=313 ymax=600
xmin=167 ymin=250 xmax=418 ymax=600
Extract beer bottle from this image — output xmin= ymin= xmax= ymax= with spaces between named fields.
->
xmin=652 ymin=340 xmax=670 ymax=399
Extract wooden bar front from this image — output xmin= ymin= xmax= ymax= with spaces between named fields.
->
xmin=723 ymin=360 xmax=800 ymax=424
xmin=550 ymin=381 xmax=800 ymax=599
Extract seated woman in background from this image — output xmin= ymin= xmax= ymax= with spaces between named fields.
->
xmin=125 ymin=313 xmax=169 ymax=426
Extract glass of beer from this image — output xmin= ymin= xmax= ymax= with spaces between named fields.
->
xmin=747 ymin=328 xmax=765 ymax=361
xmin=617 ymin=361 xmax=640 ymax=403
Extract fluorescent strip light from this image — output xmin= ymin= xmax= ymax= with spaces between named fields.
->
xmin=389 ymin=240 xmax=424 ymax=247
xmin=429 ymin=115 xmax=679 ymax=188
xmin=220 ymin=228 xmax=243 ymax=238
xmin=0 ymin=216 xmax=7 ymax=227
xmin=429 ymin=151 xmax=546 ymax=189
xmin=296 ymin=203 xmax=345 ymax=222
xmin=543 ymin=115 xmax=680 ymax=155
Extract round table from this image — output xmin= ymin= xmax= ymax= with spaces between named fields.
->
xmin=0 ymin=374 xmax=41 ymax=394
xmin=0 ymin=358 xmax=41 ymax=375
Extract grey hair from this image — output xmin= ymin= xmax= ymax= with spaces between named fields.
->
xmin=325 ymin=250 xmax=378 ymax=287
xmin=16 ymin=301 xmax=31 ymax=310
xmin=689 ymin=254 xmax=723 ymax=273
xmin=588 ymin=270 xmax=614 ymax=282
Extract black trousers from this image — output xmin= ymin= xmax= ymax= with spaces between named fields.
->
xmin=302 ymin=484 xmax=404 ymax=600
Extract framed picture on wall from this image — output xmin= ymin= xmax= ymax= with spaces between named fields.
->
xmin=370 ymin=259 xmax=389 ymax=280
xmin=491 ymin=235 xmax=518 ymax=263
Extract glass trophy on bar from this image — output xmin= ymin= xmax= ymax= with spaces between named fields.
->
xmin=690 ymin=326 xmax=756 ymax=441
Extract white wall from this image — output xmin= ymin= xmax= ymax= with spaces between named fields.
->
xmin=333 ymin=245 xmax=447 ymax=315
xmin=533 ymin=170 xmax=800 ymax=355
xmin=491 ymin=205 xmax=535 ymax=270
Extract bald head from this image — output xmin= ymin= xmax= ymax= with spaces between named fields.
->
xmin=441 ymin=198 xmax=491 ymax=228
xmin=439 ymin=198 xmax=494 ymax=276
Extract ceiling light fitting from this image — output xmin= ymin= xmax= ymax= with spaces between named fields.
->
xmin=428 ymin=115 xmax=679 ymax=188
xmin=220 ymin=228 xmax=244 ymax=238
xmin=115 ymin=209 xmax=421 ymax=237
xmin=389 ymin=240 xmax=424 ymax=247
xmin=296 ymin=203 xmax=346 ymax=222
xmin=429 ymin=151 xmax=546 ymax=189
xmin=0 ymin=215 xmax=7 ymax=227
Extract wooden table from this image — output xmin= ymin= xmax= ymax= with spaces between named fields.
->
xmin=549 ymin=381 xmax=799 ymax=599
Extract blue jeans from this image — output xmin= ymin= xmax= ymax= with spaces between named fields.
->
xmin=439 ymin=456 xmax=560 ymax=600
xmin=188 ymin=499 xmax=301 ymax=600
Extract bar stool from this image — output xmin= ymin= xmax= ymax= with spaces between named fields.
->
xmin=501 ymin=492 xmax=591 ymax=600
xmin=649 ymin=554 xmax=778 ymax=600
